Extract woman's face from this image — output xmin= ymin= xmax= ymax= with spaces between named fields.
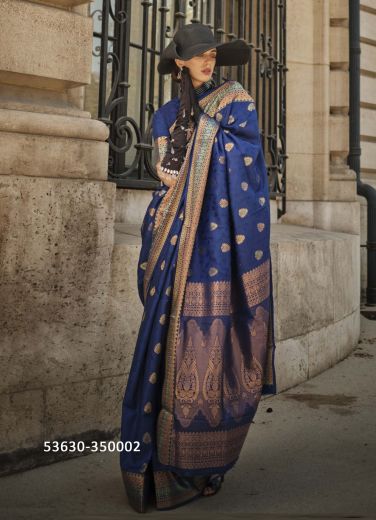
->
xmin=175 ymin=48 xmax=217 ymax=88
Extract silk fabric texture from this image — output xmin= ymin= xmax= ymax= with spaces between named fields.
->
xmin=120 ymin=79 xmax=277 ymax=511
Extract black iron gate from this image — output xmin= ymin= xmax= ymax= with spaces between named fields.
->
xmin=91 ymin=0 xmax=287 ymax=217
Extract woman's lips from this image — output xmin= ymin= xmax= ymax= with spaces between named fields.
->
xmin=202 ymin=69 xmax=211 ymax=74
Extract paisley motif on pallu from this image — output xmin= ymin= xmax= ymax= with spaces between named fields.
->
xmin=120 ymin=79 xmax=277 ymax=511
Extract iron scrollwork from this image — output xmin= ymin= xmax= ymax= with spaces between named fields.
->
xmin=91 ymin=0 xmax=287 ymax=216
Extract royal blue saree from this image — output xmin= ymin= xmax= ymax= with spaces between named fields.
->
xmin=119 ymin=79 xmax=277 ymax=512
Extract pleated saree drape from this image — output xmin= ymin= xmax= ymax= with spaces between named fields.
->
xmin=119 ymin=79 xmax=277 ymax=512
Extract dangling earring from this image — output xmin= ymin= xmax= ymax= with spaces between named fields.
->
xmin=177 ymin=67 xmax=183 ymax=80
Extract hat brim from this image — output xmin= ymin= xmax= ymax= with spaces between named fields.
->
xmin=157 ymin=39 xmax=250 ymax=75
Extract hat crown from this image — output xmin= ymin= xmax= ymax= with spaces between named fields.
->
xmin=173 ymin=24 xmax=215 ymax=58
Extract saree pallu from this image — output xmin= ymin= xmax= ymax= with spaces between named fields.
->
xmin=119 ymin=79 xmax=277 ymax=512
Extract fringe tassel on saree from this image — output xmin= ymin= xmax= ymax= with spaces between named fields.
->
xmin=119 ymin=79 xmax=277 ymax=512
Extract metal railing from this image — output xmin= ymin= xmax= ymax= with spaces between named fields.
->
xmin=91 ymin=0 xmax=287 ymax=217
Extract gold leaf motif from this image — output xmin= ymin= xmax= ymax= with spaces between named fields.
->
xmin=179 ymin=211 xmax=184 ymax=219
xmin=149 ymin=286 xmax=156 ymax=296
xmin=160 ymin=260 xmax=165 ymax=270
xmin=140 ymin=262 xmax=147 ymax=270
xmin=221 ymin=243 xmax=231 ymax=252
xmin=239 ymin=121 xmax=247 ymax=127
xmin=210 ymin=222 xmax=218 ymax=230
xmin=241 ymin=182 xmax=249 ymax=191
xmin=215 ymin=113 xmax=223 ymax=121
xmin=144 ymin=402 xmax=152 ymax=413
xmin=224 ymin=129 xmax=230 ymax=133
xmin=244 ymin=156 xmax=253 ymax=166
xmin=149 ymin=372 xmax=157 ymax=384
xmin=148 ymin=222 xmax=153 ymax=231
xmin=257 ymin=222 xmax=265 ymax=232
xmin=259 ymin=196 xmax=266 ymax=206
xmin=219 ymin=198 xmax=228 ymax=208
xmin=165 ymin=286 xmax=171 ymax=296
xmin=149 ymin=207 xmax=156 ymax=216
xmin=255 ymin=250 xmax=263 ymax=260
xmin=143 ymin=432 xmax=152 ymax=443
xmin=228 ymin=115 xmax=235 ymax=124
xmin=238 ymin=208 xmax=248 ymax=218
xmin=214 ymin=137 xmax=218 ymax=142
xmin=209 ymin=267 xmax=218 ymax=277
xmin=170 ymin=234 xmax=178 ymax=245
xmin=159 ymin=314 xmax=166 ymax=325
xmin=154 ymin=342 xmax=161 ymax=354
xmin=236 ymin=234 xmax=245 ymax=244
xmin=219 ymin=156 xmax=225 ymax=164
xmin=225 ymin=142 xmax=234 ymax=152
xmin=248 ymin=102 xmax=255 ymax=111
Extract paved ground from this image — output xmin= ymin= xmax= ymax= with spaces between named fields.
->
xmin=1 ymin=313 xmax=375 ymax=520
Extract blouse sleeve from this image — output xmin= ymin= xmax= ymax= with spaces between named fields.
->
xmin=152 ymin=109 xmax=177 ymax=189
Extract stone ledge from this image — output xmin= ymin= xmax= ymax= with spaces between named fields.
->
xmin=0 ymin=0 xmax=92 ymax=89
xmin=0 ymin=108 xmax=108 ymax=141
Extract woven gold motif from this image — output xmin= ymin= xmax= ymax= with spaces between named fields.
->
xmin=225 ymin=142 xmax=234 ymax=152
xmin=149 ymin=207 xmax=156 ymax=216
xmin=219 ymin=198 xmax=228 ymax=208
xmin=239 ymin=121 xmax=247 ymax=127
xmin=244 ymin=156 xmax=253 ymax=166
xmin=241 ymin=182 xmax=249 ymax=191
xmin=236 ymin=234 xmax=245 ymax=244
xmin=210 ymin=222 xmax=218 ymax=230
xmin=221 ymin=242 xmax=231 ymax=252
xmin=209 ymin=267 xmax=218 ymax=277
xmin=142 ymin=432 xmax=151 ymax=443
xmin=154 ymin=343 xmax=161 ymax=354
xmin=175 ymin=335 xmax=200 ymax=427
xmin=160 ymin=260 xmax=165 ymax=270
xmin=255 ymin=250 xmax=263 ymax=260
xmin=219 ymin=156 xmax=225 ymax=164
xmin=248 ymin=102 xmax=256 ymax=111
xmin=238 ymin=208 xmax=248 ymax=218
xmin=215 ymin=113 xmax=223 ymax=121
xmin=165 ymin=286 xmax=171 ymax=296
xmin=144 ymin=402 xmax=152 ymax=413
xmin=159 ymin=314 xmax=166 ymax=325
xmin=140 ymin=262 xmax=147 ymax=270
xmin=150 ymin=286 xmax=156 ymax=296
xmin=182 ymin=280 xmax=232 ymax=317
xmin=170 ymin=234 xmax=178 ymax=245
xmin=241 ymin=258 xmax=270 ymax=307
xmin=227 ymin=115 xmax=235 ymax=124
xmin=257 ymin=222 xmax=265 ymax=232
xmin=202 ymin=334 xmax=223 ymax=426
xmin=173 ymin=422 xmax=250 ymax=469
xmin=149 ymin=372 xmax=157 ymax=384
xmin=259 ymin=196 xmax=265 ymax=206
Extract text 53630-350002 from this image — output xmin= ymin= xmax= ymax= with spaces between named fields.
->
xmin=43 ymin=440 xmax=140 ymax=453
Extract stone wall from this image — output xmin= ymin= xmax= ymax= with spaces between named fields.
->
xmin=0 ymin=0 xmax=119 ymax=475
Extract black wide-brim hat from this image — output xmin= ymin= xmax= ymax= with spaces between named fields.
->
xmin=157 ymin=23 xmax=251 ymax=75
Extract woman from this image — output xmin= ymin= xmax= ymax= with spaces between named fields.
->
xmin=119 ymin=23 xmax=277 ymax=513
